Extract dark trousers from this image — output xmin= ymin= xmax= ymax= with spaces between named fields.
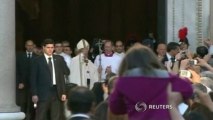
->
xmin=26 ymin=99 xmax=36 ymax=120
xmin=35 ymin=87 xmax=65 ymax=120
xmin=16 ymin=88 xmax=28 ymax=112
xmin=17 ymin=88 xmax=35 ymax=120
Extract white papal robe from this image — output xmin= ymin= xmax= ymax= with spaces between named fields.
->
xmin=69 ymin=54 xmax=99 ymax=89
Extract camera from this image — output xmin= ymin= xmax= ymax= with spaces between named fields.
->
xmin=189 ymin=59 xmax=198 ymax=66
xmin=181 ymin=51 xmax=187 ymax=59
xmin=179 ymin=70 xmax=191 ymax=78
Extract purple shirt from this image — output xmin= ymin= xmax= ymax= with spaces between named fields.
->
xmin=109 ymin=75 xmax=193 ymax=120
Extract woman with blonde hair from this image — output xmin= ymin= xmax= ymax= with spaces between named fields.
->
xmin=109 ymin=44 xmax=193 ymax=120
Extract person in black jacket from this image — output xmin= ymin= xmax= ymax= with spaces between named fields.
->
xmin=30 ymin=39 xmax=69 ymax=120
xmin=67 ymin=86 xmax=95 ymax=120
xmin=16 ymin=40 xmax=37 ymax=120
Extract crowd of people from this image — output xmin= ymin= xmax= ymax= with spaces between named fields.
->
xmin=16 ymin=35 xmax=213 ymax=120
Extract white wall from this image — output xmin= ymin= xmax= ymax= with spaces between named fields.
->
xmin=166 ymin=0 xmax=210 ymax=51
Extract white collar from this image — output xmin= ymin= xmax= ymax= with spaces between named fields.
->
xmin=44 ymin=53 xmax=52 ymax=58
xmin=70 ymin=113 xmax=90 ymax=119
xmin=44 ymin=53 xmax=53 ymax=62
xmin=166 ymin=52 xmax=176 ymax=61
xmin=26 ymin=51 xmax=32 ymax=54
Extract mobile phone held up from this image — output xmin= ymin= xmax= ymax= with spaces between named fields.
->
xmin=189 ymin=59 xmax=198 ymax=66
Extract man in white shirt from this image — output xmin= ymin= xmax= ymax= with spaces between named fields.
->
xmin=54 ymin=41 xmax=72 ymax=82
xmin=69 ymin=39 xmax=99 ymax=89
xmin=161 ymin=42 xmax=182 ymax=73
xmin=162 ymin=42 xmax=180 ymax=65
xmin=30 ymin=39 xmax=69 ymax=120
xmin=114 ymin=40 xmax=125 ymax=58
xmin=94 ymin=40 xmax=122 ymax=81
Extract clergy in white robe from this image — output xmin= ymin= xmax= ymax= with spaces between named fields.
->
xmin=69 ymin=39 xmax=99 ymax=89
xmin=114 ymin=40 xmax=125 ymax=58
xmin=54 ymin=41 xmax=72 ymax=82
xmin=94 ymin=40 xmax=122 ymax=80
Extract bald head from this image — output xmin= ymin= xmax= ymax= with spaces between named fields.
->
xmin=25 ymin=40 xmax=34 ymax=52
xmin=156 ymin=43 xmax=166 ymax=57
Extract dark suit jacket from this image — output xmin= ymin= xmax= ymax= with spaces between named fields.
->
xmin=30 ymin=54 xmax=70 ymax=101
xmin=16 ymin=52 xmax=37 ymax=88
xmin=161 ymin=54 xmax=169 ymax=65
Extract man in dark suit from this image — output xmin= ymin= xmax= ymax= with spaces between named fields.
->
xmin=30 ymin=39 xmax=70 ymax=120
xmin=16 ymin=40 xmax=37 ymax=119
xmin=161 ymin=42 xmax=180 ymax=65
xmin=156 ymin=43 xmax=167 ymax=61
xmin=67 ymin=87 xmax=95 ymax=120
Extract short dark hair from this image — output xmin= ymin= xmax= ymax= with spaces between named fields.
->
xmin=142 ymin=38 xmax=153 ymax=48
xmin=180 ymin=38 xmax=190 ymax=46
xmin=196 ymin=46 xmax=208 ymax=58
xmin=42 ymin=38 xmax=54 ymax=46
xmin=67 ymin=86 xmax=95 ymax=114
xmin=54 ymin=40 xmax=62 ymax=45
xmin=167 ymin=42 xmax=180 ymax=52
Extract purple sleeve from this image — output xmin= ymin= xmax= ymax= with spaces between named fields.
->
xmin=171 ymin=76 xmax=193 ymax=100
xmin=109 ymin=79 xmax=127 ymax=114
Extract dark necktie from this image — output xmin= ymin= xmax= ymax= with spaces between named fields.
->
xmin=170 ymin=57 xmax=175 ymax=69
xmin=170 ymin=57 xmax=175 ymax=63
xmin=48 ymin=57 xmax=53 ymax=84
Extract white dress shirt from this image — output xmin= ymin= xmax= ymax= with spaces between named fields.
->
xmin=166 ymin=53 xmax=172 ymax=62
xmin=26 ymin=51 xmax=32 ymax=58
xmin=114 ymin=52 xmax=125 ymax=58
xmin=44 ymin=54 xmax=56 ymax=85
xmin=55 ymin=52 xmax=72 ymax=82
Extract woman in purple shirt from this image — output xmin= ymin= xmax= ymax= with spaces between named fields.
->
xmin=109 ymin=44 xmax=193 ymax=120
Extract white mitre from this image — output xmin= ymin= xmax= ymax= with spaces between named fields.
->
xmin=77 ymin=39 xmax=90 ymax=50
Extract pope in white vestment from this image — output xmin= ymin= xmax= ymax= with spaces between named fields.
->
xmin=69 ymin=39 xmax=99 ymax=89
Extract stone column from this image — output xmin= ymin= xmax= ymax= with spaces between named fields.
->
xmin=0 ymin=0 xmax=25 ymax=119
xmin=210 ymin=0 xmax=213 ymax=41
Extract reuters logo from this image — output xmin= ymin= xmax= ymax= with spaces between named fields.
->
xmin=134 ymin=101 xmax=173 ymax=112
xmin=135 ymin=102 xmax=147 ymax=112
